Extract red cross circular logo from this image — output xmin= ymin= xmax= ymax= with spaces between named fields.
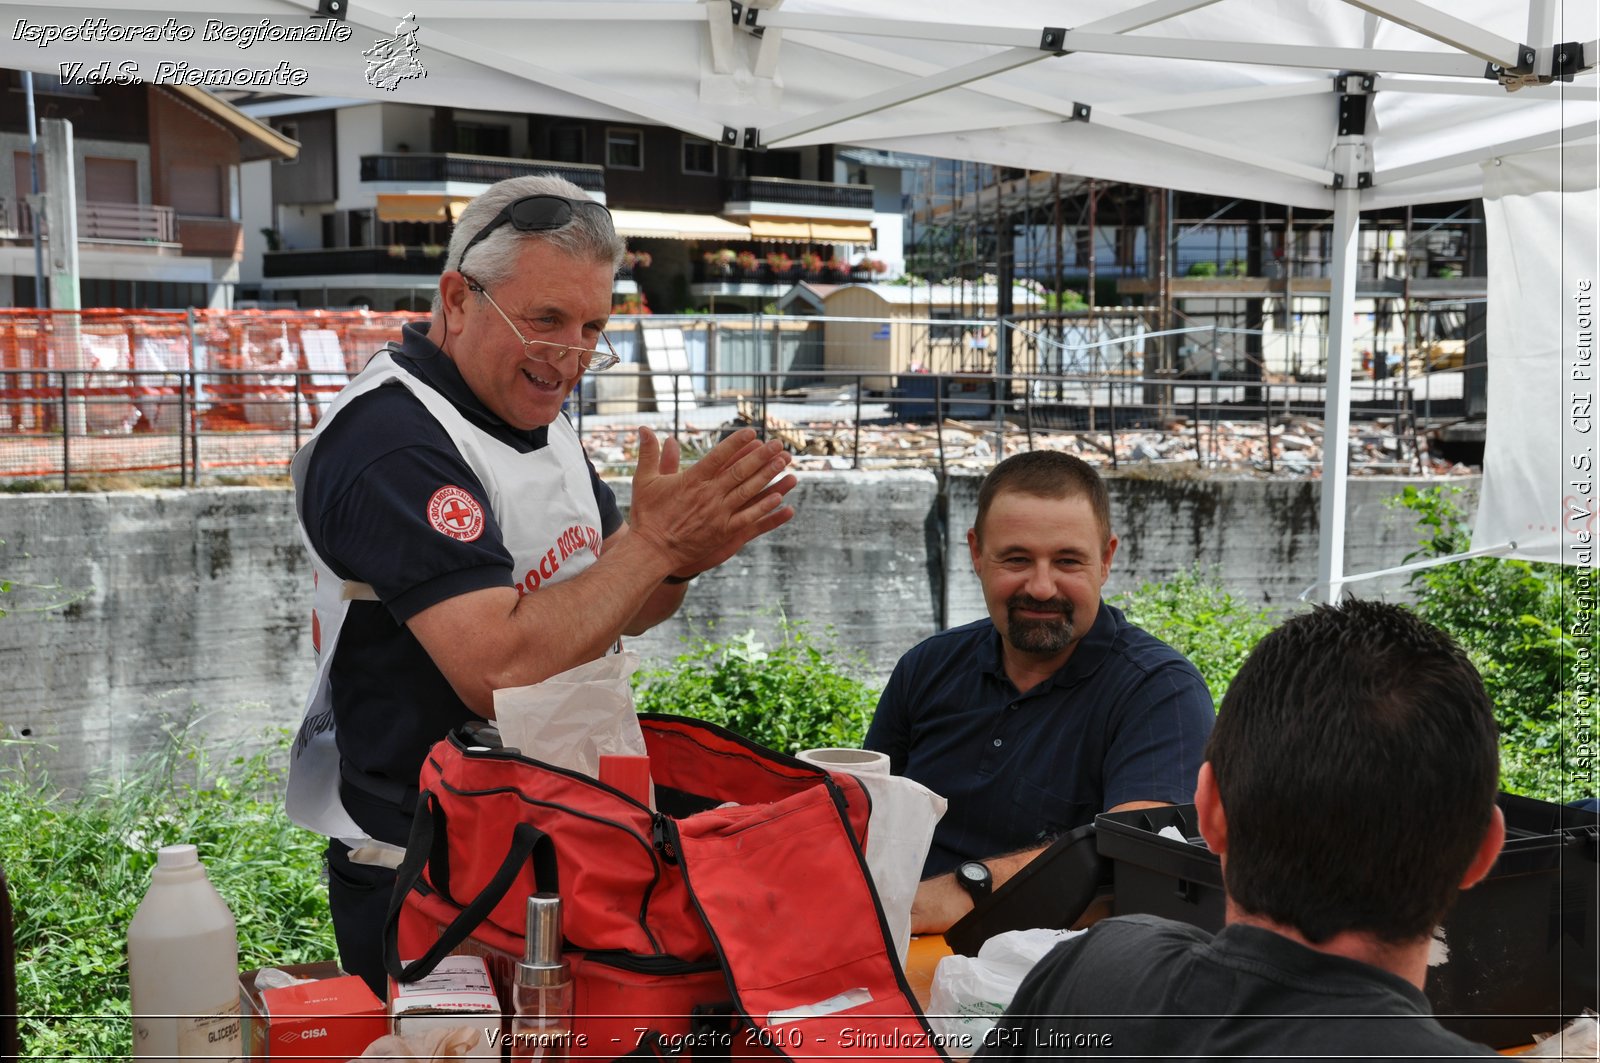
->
xmin=427 ymin=485 xmax=485 ymax=542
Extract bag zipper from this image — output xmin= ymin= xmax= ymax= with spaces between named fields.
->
xmin=576 ymin=949 xmax=721 ymax=976
xmin=442 ymin=739 xmax=670 ymax=954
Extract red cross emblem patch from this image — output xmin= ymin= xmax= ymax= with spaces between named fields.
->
xmin=427 ymin=485 xmax=485 ymax=542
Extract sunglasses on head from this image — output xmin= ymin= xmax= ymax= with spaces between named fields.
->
xmin=456 ymin=194 xmax=614 ymax=271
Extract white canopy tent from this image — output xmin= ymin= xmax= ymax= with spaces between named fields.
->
xmin=3 ymin=0 xmax=1596 ymax=592
xmin=1475 ymin=144 xmax=1598 ymax=566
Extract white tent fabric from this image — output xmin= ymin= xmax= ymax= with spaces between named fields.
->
xmin=1476 ymin=144 xmax=1600 ymax=565
xmin=3 ymin=0 xmax=1597 ymax=592
xmin=5 ymin=2 xmax=1592 ymax=210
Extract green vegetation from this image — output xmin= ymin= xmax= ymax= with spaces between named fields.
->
xmin=1114 ymin=566 xmax=1277 ymax=706
xmin=2 ymin=728 xmax=334 ymax=1058
xmin=1389 ymin=485 xmax=1581 ymax=799
xmin=632 ymin=619 xmax=880 ymax=752
xmin=1042 ymin=288 xmax=1088 ymax=312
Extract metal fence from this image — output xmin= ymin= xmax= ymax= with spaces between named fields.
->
xmin=0 ymin=307 xmax=1452 ymax=487
xmin=0 ymin=362 xmax=1435 ymax=489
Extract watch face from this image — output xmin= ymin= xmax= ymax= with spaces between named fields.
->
xmin=959 ymin=863 xmax=985 ymax=884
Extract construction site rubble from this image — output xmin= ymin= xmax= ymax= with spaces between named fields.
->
xmin=581 ymin=407 xmax=1472 ymax=479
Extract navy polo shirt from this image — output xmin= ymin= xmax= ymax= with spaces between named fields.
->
xmin=864 ymin=603 xmax=1215 ymax=877
xmin=299 ymin=323 xmax=622 ymax=842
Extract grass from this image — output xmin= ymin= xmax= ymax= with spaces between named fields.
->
xmin=1 ymin=725 xmax=335 ymax=1058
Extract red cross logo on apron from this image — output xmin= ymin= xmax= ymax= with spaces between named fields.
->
xmin=427 ymin=485 xmax=486 ymax=542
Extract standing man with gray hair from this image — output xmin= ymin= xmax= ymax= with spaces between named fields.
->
xmin=288 ymin=174 xmax=797 ymax=993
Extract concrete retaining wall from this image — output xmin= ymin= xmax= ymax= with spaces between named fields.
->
xmin=0 ymin=473 xmax=1475 ymax=789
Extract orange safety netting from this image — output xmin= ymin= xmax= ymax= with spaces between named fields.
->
xmin=0 ymin=307 xmax=428 ymax=436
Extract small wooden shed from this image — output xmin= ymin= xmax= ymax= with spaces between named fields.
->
xmin=778 ymin=281 xmax=1045 ymax=389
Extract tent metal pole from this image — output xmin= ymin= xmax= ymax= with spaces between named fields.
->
xmin=1337 ymin=0 xmax=1523 ymax=68
xmin=1317 ymin=175 xmax=1363 ymax=605
xmin=1526 ymin=0 xmax=1558 ymax=50
xmin=1077 ymin=0 xmax=1228 ymax=36
xmin=1058 ymin=32 xmax=1486 ymax=78
xmin=760 ymin=46 xmax=1052 ymax=145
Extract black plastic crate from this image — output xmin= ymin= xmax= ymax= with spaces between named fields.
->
xmin=1095 ymin=794 xmax=1598 ymax=1049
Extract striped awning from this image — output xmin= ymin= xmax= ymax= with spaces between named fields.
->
xmin=747 ymin=217 xmax=874 ymax=244
xmin=747 ymin=217 xmax=813 ymax=241
xmin=807 ymin=219 xmax=874 ymax=244
xmin=610 ymin=210 xmax=750 ymax=241
xmin=376 ymin=194 xmax=470 ymax=223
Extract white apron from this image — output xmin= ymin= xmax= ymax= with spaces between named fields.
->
xmin=287 ymin=349 xmax=604 ymax=849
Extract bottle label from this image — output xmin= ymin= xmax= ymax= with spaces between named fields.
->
xmin=177 ymin=998 xmax=243 ymax=1061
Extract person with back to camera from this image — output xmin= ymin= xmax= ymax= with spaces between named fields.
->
xmin=287 ymin=173 xmax=798 ymax=995
xmin=865 ymin=451 xmax=1215 ymax=934
xmin=976 ymin=598 xmax=1506 ymax=1061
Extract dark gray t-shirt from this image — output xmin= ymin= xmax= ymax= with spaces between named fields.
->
xmin=975 ymin=915 xmax=1496 ymax=1062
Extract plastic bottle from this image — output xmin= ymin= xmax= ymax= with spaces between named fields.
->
xmin=127 ymin=844 xmax=243 ymax=1062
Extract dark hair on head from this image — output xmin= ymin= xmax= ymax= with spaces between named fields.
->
xmin=1206 ymin=598 xmax=1499 ymax=944
xmin=974 ymin=451 xmax=1111 ymax=546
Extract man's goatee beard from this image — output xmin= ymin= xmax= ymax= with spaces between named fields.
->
xmin=1006 ymin=596 xmax=1075 ymax=654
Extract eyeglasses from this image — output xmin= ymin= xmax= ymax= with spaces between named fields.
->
xmin=461 ymin=273 xmax=621 ymax=372
xmin=457 ymin=194 xmax=614 ymax=271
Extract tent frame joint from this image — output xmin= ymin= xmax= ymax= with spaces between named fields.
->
xmin=1333 ymin=71 xmax=1375 ymax=94
xmin=1071 ymin=101 xmax=1092 ymax=122
xmin=1550 ymin=41 xmax=1586 ymax=82
xmin=1331 ymin=172 xmax=1373 ymax=190
xmin=1484 ymin=42 xmax=1540 ymax=87
xmin=1335 ymin=71 xmax=1372 ymax=138
xmin=729 ymin=2 xmax=760 ymax=30
xmin=1040 ymin=27 xmax=1068 ymax=55
xmin=313 ymin=0 xmax=346 ymax=20
xmin=742 ymin=127 xmax=765 ymax=152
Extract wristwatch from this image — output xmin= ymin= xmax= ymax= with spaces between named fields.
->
xmin=956 ymin=860 xmax=992 ymax=901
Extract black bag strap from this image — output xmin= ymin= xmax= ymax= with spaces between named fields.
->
xmin=383 ymin=790 xmax=558 ymax=983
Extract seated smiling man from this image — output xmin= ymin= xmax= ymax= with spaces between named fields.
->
xmin=865 ymin=451 xmax=1214 ymax=934
xmin=977 ymin=599 xmax=1505 ymax=1060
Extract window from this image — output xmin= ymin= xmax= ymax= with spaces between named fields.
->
xmin=28 ymin=72 xmax=95 ymax=97
xmin=170 ymin=162 xmax=223 ymax=218
xmin=606 ymin=129 xmax=643 ymax=170
xmin=85 ymin=157 xmax=138 ymax=204
xmin=454 ymin=122 xmax=510 ymax=157
xmin=275 ymin=122 xmax=298 ymax=166
xmin=930 ymin=309 xmax=964 ymax=342
xmin=1115 ymin=226 xmax=1139 ymax=269
xmin=348 ymin=209 xmax=373 ymax=248
xmin=548 ymin=126 xmax=585 ymax=163
xmin=682 ymin=136 xmax=716 ymax=176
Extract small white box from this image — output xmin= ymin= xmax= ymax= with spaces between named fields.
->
xmin=388 ymin=955 xmax=502 ymax=1060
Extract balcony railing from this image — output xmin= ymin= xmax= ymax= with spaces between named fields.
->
xmin=359 ymin=154 xmax=605 ymax=193
xmin=724 ymin=177 xmax=872 ymax=211
xmin=177 ymin=217 xmax=243 ymax=259
xmin=693 ymin=262 xmax=874 ymax=285
xmin=17 ymin=200 xmax=178 ymax=243
xmin=263 ymin=245 xmax=447 ymax=278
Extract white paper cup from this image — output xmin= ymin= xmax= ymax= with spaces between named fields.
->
xmin=797 ymin=747 xmax=891 ymax=775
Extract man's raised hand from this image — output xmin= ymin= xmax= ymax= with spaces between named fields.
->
xmin=627 ymin=426 xmax=797 ymax=577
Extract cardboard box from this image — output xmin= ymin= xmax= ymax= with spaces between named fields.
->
xmin=240 ymin=961 xmax=387 ymax=1061
xmin=389 ymin=954 xmax=502 ymax=1060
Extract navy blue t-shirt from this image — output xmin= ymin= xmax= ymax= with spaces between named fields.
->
xmin=864 ymin=603 xmax=1215 ymax=877
xmin=299 ymin=323 xmax=622 ymax=842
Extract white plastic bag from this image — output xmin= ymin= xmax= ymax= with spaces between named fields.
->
xmin=492 ymin=652 xmax=645 ymax=777
xmin=1523 ymin=1011 xmax=1599 ymax=1059
xmin=926 ymin=927 xmax=1082 ymax=1059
